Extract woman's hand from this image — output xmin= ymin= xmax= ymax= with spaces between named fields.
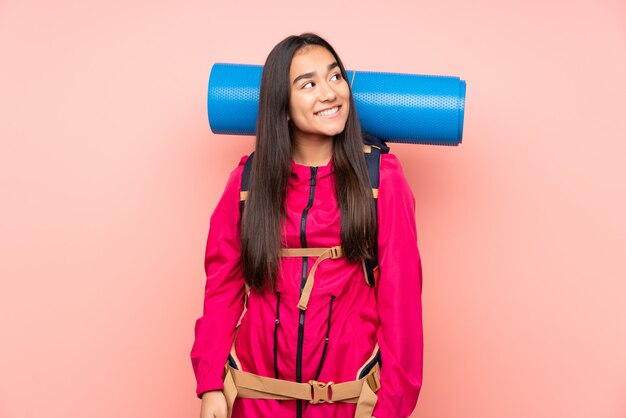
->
xmin=199 ymin=390 xmax=228 ymax=418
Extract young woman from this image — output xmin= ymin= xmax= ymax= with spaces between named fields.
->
xmin=191 ymin=33 xmax=423 ymax=418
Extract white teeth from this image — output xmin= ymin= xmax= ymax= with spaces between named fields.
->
xmin=315 ymin=106 xmax=339 ymax=116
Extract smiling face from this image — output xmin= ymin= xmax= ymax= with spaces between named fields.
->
xmin=288 ymin=45 xmax=351 ymax=144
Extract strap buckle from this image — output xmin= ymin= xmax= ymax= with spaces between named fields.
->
xmin=366 ymin=371 xmax=381 ymax=392
xmin=328 ymin=246 xmax=342 ymax=259
xmin=308 ymin=380 xmax=334 ymax=404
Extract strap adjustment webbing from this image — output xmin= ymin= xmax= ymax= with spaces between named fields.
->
xmin=280 ymin=245 xmax=344 ymax=310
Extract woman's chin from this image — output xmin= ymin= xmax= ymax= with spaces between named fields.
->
xmin=317 ymin=122 xmax=347 ymax=136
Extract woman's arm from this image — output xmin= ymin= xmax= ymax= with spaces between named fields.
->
xmin=372 ymin=153 xmax=424 ymax=418
xmin=190 ymin=158 xmax=247 ymax=399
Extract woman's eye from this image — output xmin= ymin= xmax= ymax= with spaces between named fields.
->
xmin=302 ymin=74 xmax=341 ymax=89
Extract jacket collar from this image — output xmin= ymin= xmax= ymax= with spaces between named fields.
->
xmin=290 ymin=154 xmax=334 ymax=181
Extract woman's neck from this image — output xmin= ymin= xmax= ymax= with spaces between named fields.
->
xmin=291 ymin=136 xmax=334 ymax=166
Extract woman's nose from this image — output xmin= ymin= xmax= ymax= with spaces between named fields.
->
xmin=319 ymin=81 xmax=336 ymax=102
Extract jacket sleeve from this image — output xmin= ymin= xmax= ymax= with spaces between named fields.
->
xmin=372 ymin=153 xmax=424 ymax=418
xmin=190 ymin=159 xmax=247 ymax=399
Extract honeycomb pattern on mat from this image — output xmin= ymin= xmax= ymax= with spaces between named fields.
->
xmin=208 ymin=63 xmax=261 ymax=136
xmin=208 ymin=64 xmax=465 ymax=145
xmin=351 ymin=70 xmax=464 ymax=145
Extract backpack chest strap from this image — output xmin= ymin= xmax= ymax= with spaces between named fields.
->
xmin=280 ymin=245 xmax=344 ymax=310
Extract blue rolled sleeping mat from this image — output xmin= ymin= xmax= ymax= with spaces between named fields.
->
xmin=207 ymin=63 xmax=466 ymax=146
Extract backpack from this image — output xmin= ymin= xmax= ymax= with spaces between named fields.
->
xmin=238 ymin=132 xmax=390 ymax=287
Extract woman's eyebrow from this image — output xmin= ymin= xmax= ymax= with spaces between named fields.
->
xmin=292 ymin=62 xmax=339 ymax=85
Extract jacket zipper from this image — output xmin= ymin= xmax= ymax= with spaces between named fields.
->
xmin=296 ymin=166 xmax=318 ymax=418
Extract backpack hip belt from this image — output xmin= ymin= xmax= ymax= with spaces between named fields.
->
xmin=223 ymin=339 xmax=382 ymax=418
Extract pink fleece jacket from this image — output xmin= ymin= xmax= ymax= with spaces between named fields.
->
xmin=190 ymin=152 xmax=423 ymax=418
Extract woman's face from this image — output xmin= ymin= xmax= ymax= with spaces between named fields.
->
xmin=288 ymin=45 xmax=351 ymax=142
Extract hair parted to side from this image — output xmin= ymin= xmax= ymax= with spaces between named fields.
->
xmin=240 ymin=32 xmax=377 ymax=292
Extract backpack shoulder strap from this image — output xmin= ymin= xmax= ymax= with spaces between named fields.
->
xmin=362 ymin=132 xmax=390 ymax=196
xmin=362 ymin=133 xmax=389 ymax=287
xmin=239 ymin=152 xmax=255 ymax=216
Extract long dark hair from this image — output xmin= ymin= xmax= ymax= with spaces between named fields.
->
xmin=241 ymin=32 xmax=377 ymax=292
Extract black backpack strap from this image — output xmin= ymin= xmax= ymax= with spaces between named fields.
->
xmin=362 ymin=132 xmax=389 ymax=287
xmin=239 ymin=152 xmax=255 ymax=215
xmin=364 ymin=145 xmax=382 ymax=200
xmin=363 ymin=143 xmax=381 ymax=287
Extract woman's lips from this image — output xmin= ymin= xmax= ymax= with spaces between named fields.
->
xmin=315 ymin=105 xmax=341 ymax=118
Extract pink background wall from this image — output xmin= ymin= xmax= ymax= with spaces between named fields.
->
xmin=1 ymin=0 xmax=625 ymax=417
